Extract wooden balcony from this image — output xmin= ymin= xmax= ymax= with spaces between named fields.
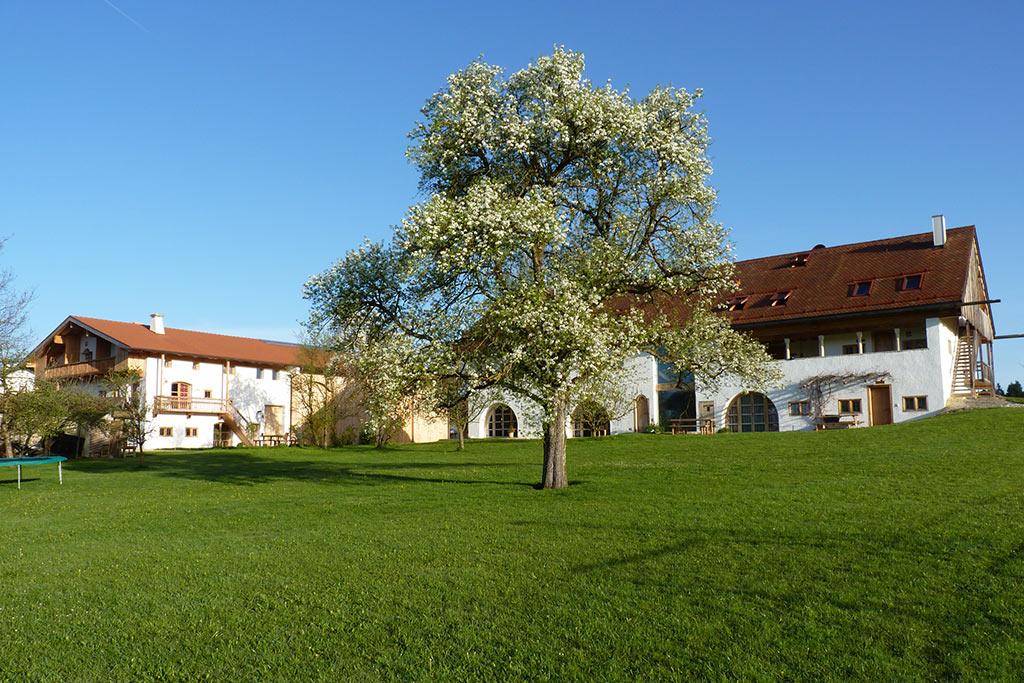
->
xmin=43 ymin=357 xmax=117 ymax=380
xmin=153 ymin=396 xmax=229 ymax=415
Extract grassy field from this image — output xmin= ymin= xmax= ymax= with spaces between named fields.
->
xmin=3 ymin=409 xmax=1024 ymax=680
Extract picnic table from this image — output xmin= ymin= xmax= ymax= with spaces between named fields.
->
xmin=254 ymin=435 xmax=299 ymax=447
xmin=668 ymin=419 xmax=716 ymax=435
xmin=816 ymin=414 xmax=861 ymax=430
xmin=0 ymin=456 xmax=67 ymax=490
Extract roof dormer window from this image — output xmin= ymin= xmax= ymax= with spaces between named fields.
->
xmin=727 ymin=296 xmax=748 ymax=311
xmin=897 ymin=274 xmax=922 ymax=291
xmin=847 ymin=281 xmax=872 ymax=297
xmin=770 ymin=291 xmax=791 ymax=307
xmin=789 ymin=253 xmax=809 ymax=267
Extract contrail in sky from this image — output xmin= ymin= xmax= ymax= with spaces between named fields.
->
xmin=101 ymin=0 xmax=150 ymax=33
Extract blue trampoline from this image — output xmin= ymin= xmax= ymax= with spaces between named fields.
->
xmin=0 ymin=456 xmax=67 ymax=490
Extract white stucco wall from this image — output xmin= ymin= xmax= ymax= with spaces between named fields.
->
xmin=695 ymin=316 xmax=954 ymax=431
xmin=609 ymin=353 xmax=658 ymax=435
xmin=467 ymin=393 xmax=541 ymax=439
xmin=468 ymin=317 xmax=957 ymax=438
xmin=467 ymin=353 xmax=660 ymax=439
xmin=142 ymin=357 xmax=294 ymax=449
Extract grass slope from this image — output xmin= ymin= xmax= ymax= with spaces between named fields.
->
xmin=2 ymin=409 xmax=1024 ymax=680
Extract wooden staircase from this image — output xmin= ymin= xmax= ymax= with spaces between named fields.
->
xmin=951 ymin=333 xmax=994 ymax=397
xmin=952 ymin=335 xmax=974 ymax=396
xmin=220 ymin=403 xmax=255 ymax=447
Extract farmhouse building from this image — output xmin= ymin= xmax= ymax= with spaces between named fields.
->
xmin=468 ymin=217 xmax=997 ymax=437
xmin=30 ymin=314 xmax=447 ymax=450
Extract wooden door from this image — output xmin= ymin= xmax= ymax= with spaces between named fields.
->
xmin=698 ymin=401 xmax=716 ymax=433
xmin=264 ymin=404 xmax=284 ymax=436
xmin=634 ymin=395 xmax=650 ymax=432
xmin=872 ymin=330 xmax=896 ymax=353
xmin=171 ymin=382 xmax=191 ymax=410
xmin=868 ymin=385 xmax=892 ymax=426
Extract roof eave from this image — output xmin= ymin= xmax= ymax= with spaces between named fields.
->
xmin=731 ymin=301 xmax=963 ymax=330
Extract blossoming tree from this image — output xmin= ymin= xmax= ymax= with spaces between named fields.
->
xmin=306 ymin=48 xmax=776 ymax=488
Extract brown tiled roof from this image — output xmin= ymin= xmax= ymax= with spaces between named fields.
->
xmin=725 ymin=226 xmax=978 ymax=326
xmin=70 ymin=316 xmax=301 ymax=366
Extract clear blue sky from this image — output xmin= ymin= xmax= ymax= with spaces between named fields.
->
xmin=2 ymin=1 xmax=1022 ymax=384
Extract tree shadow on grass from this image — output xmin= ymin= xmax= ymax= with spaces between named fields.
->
xmin=567 ymin=525 xmax=1021 ymax=646
xmin=0 ymin=477 xmax=39 ymax=486
xmin=68 ymin=452 xmax=539 ymax=488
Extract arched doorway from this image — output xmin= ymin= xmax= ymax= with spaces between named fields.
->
xmin=486 ymin=404 xmax=518 ymax=438
xmin=213 ymin=422 xmax=232 ymax=448
xmin=572 ymin=401 xmax=611 ymax=437
xmin=633 ymin=395 xmax=650 ymax=432
xmin=726 ymin=392 xmax=779 ymax=432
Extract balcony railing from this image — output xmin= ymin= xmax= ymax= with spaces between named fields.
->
xmin=153 ymin=396 xmax=229 ymax=414
xmin=43 ymin=357 xmax=117 ymax=380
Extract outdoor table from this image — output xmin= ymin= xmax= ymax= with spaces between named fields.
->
xmin=0 ymin=456 xmax=67 ymax=490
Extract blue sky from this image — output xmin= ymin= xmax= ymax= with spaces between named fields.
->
xmin=1 ymin=1 xmax=1022 ymax=384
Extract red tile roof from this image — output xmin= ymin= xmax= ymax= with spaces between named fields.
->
xmin=725 ymin=226 xmax=978 ymax=326
xmin=69 ymin=316 xmax=301 ymax=366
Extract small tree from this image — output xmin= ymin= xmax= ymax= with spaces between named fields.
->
xmin=290 ymin=336 xmax=350 ymax=447
xmin=105 ymin=368 xmax=152 ymax=461
xmin=0 ymin=237 xmax=33 ymax=457
xmin=5 ymin=381 xmax=70 ymax=454
xmin=5 ymin=380 xmax=110 ymax=456
xmin=1007 ymin=380 xmax=1024 ymax=398
xmin=344 ymin=334 xmax=426 ymax=448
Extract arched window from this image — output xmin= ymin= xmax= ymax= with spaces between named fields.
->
xmin=726 ymin=392 xmax=779 ymax=432
xmin=487 ymin=404 xmax=518 ymax=438
xmin=572 ymin=401 xmax=611 ymax=437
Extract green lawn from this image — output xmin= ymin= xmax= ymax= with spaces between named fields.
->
xmin=3 ymin=409 xmax=1024 ymax=680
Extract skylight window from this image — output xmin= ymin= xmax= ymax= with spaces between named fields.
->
xmin=847 ymin=281 xmax=872 ymax=297
xmin=769 ymin=291 xmax=791 ymax=307
xmin=897 ymin=274 xmax=922 ymax=291
xmin=727 ymin=296 xmax=748 ymax=311
xmin=789 ymin=254 xmax=809 ymax=267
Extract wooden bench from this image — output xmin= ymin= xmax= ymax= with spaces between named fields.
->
xmin=668 ymin=419 xmax=716 ymax=435
xmin=816 ymin=414 xmax=860 ymax=430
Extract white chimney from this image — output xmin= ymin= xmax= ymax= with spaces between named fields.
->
xmin=150 ymin=313 xmax=165 ymax=335
xmin=932 ymin=214 xmax=947 ymax=247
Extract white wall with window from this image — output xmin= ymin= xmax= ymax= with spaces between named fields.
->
xmin=142 ymin=356 xmax=296 ymax=449
xmin=696 ymin=317 xmax=954 ymax=432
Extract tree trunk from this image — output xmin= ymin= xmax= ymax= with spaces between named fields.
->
xmin=541 ymin=400 xmax=569 ymax=489
xmin=457 ymin=424 xmax=465 ymax=450
xmin=3 ymin=428 xmax=13 ymax=458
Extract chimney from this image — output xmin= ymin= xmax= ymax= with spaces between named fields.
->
xmin=931 ymin=214 xmax=946 ymax=247
xmin=150 ymin=313 xmax=165 ymax=335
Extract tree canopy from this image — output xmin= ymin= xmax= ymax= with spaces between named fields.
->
xmin=306 ymin=48 xmax=776 ymax=488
